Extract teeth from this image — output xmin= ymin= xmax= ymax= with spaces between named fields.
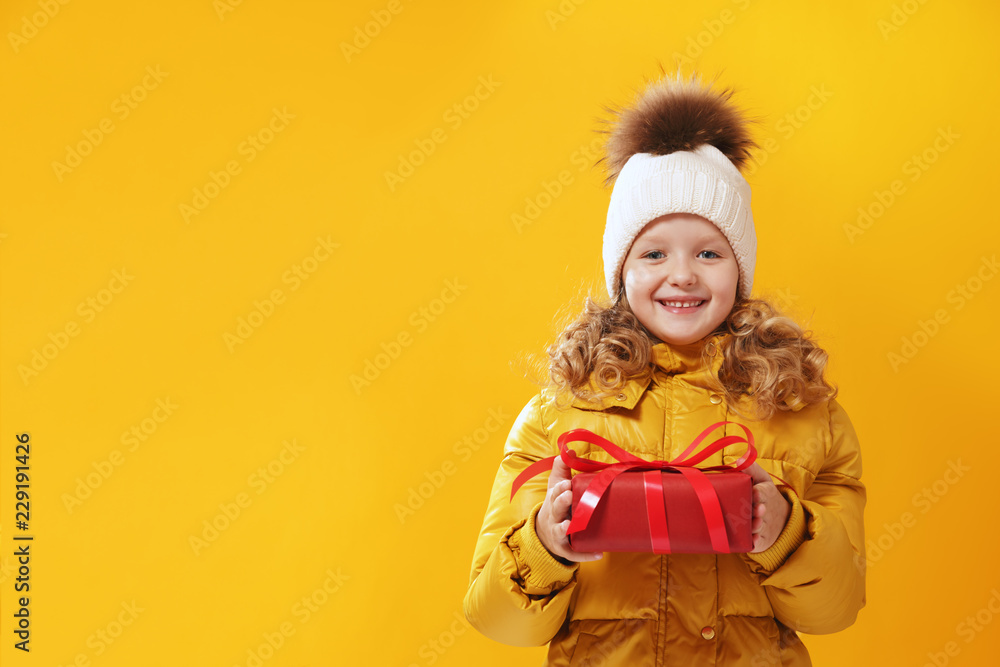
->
xmin=662 ymin=300 xmax=703 ymax=307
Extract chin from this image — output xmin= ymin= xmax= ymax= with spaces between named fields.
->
xmin=657 ymin=333 xmax=702 ymax=346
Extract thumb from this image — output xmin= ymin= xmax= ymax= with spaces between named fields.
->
xmin=549 ymin=453 xmax=573 ymax=488
xmin=745 ymin=462 xmax=773 ymax=487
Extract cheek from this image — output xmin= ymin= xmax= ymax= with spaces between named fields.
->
xmin=718 ymin=268 xmax=739 ymax=308
xmin=712 ymin=263 xmax=739 ymax=296
xmin=622 ymin=265 xmax=654 ymax=298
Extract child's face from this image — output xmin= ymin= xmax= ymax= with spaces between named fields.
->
xmin=621 ymin=213 xmax=739 ymax=346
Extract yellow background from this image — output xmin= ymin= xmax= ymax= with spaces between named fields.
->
xmin=2 ymin=0 xmax=999 ymax=665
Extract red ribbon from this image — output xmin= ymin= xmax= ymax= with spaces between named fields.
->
xmin=509 ymin=421 xmax=757 ymax=554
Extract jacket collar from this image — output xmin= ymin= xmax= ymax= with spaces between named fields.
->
xmin=570 ymin=334 xmax=726 ymax=411
xmin=650 ymin=333 xmax=726 ymax=377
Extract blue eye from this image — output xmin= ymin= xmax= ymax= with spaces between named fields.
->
xmin=644 ymin=250 xmax=665 ymax=260
xmin=698 ymin=250 xmax=721 ymax=259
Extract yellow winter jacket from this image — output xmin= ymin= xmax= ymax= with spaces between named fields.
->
xmin=464 ymin=335 xmax=865 ymax=666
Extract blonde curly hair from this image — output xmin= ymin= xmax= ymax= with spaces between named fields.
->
xmin=546 ymin=294 xmax=837 ymax=421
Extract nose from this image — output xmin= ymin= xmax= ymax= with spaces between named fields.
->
xmin=666 ymin=256 xmax=696 ymax=287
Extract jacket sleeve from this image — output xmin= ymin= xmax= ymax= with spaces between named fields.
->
xmin=463 ymin=392 xmax=580 ymax=647
xmin=741 ymin=398 xmax=867 ymax=634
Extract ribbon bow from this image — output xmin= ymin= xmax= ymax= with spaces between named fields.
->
xmin=510 ymin=421 xmax=757 ymax=553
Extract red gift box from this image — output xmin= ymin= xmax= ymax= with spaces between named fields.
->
xmin=568 ymin=468 xmax=752 ymax=553
xmin=511 ymin=422 xmax=757 ymax=555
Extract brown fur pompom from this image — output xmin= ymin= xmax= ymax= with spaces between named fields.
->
xmin=596 ymin=68 xmax=760 ymax=187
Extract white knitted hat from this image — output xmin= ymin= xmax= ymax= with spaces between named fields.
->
xmin=603 ymin=145 xmax=756 ymax=299
xmin=598 ymin=72 xmax=758 ymax=300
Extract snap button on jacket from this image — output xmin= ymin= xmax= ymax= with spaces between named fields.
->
xmin=464 ymin=337 xmax=866 ymax=666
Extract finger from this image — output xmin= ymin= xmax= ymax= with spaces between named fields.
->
xmin=556 ymin=522 xmax=604 ymax=562
xmin=551 ymin=454 xmax=573 ymax=485
xmin=546 ymin=479 xmax=570 ymax=504
xmin=746 ymin=462 xmax=771 ymax=486
xmin=552 ymin=488 xmax=575 ymax=520
xmin=560 ymin=549 xmax=605 ymax=563
xmin=548 ymin=479 xmax=570 ymax=498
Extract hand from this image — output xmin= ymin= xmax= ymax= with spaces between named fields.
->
xmin=535 ymin=454 xmax=604 ymax=563
xmin=746 ymin=462 xmax=791 ymax=553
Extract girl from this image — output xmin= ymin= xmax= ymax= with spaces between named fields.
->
xmin=464 ymin=71 xmax=865 ymax=666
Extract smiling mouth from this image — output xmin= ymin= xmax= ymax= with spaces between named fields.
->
xmin=658 ymin=300 xmax=705 ymax=308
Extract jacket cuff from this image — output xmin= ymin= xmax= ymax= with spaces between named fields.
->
xmin=506 ymin=501 xmax=578 ymax=591
xmin=745 ymin=486 xmax=807 ymax=573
